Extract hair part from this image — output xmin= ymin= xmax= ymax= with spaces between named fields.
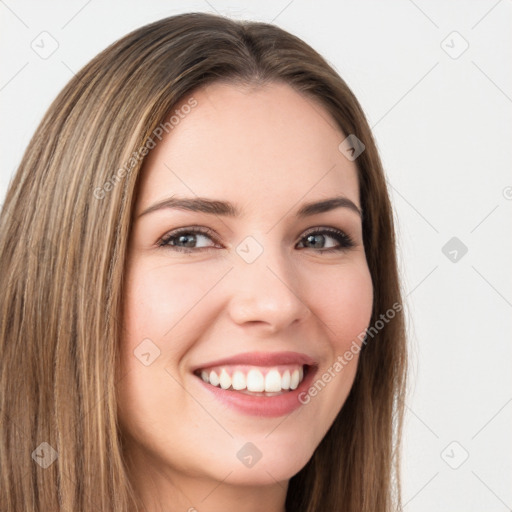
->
xmin=0 ymin=12 xmax=406 ymax=511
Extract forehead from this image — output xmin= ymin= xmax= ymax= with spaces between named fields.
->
xmin=136 ymin=81 xmax=360 ymax=214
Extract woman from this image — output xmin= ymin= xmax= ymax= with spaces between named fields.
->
xmin=0 ymin=12 xmax=407 ymax=512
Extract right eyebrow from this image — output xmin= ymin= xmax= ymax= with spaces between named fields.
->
xmin=138 ymin=196 xmax=238 ymax=218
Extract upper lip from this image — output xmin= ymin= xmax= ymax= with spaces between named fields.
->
xmin=192 ymin=351 xmax=317 ymax=372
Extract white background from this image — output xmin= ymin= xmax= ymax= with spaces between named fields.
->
xmin=1 ymin=1 xmax=511 ymax=510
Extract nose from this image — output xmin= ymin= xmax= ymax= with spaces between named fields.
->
xmin=226 ymin=240 xmax=311 ymax=333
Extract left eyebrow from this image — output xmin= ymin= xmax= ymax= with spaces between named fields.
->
xmin=296 ymin=196 xmax=362 ymax=218
xmin=137 ymin=195 xmax=362 ymax=219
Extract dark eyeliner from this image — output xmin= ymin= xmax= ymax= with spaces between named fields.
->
xmin=157 ymin=226 xmax=355 ymax=254
xmin=157 ymin=227 xmax=220 ymax=253
xmin=298 ymin=227 xmax=355 ymax=253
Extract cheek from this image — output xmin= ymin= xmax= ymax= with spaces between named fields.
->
xmin=296 ymin=262 xmax=372 ymax=435
xmin=310 ymin=261 xmax=373 ymax=348
xmin=122 ymin=260 xmax=228 ymax=353
xmin=117 ymin=262 xmax=216 ymax=451
xmin=118 ymin=260 xmax=231 ymax=423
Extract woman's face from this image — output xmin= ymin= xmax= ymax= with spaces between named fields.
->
xmin=117 ymin=81 xmax=373 ymax=500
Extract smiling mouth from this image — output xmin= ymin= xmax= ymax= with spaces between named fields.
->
xmin=193 ymin=364 xmax=311 ymax=396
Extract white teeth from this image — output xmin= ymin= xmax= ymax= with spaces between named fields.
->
xmin=246 ymin=369 xmax=265 ymax=392
xmin=264 ymin=369 xmax=282 ymax=392
xmin=209 ymin=370 xmax=219 ymax=387
xmin=281 ymin=370 xmax=291 ymax=390
xmin=290 ymin=369 xmax=300 ymax=390
xmin=198 ymin=365 xmax=307 ymax=393
xmin=231 ymin=371 xmax=246 ymax=390
xmin=219 ymin=369 xmax=231 ymax=389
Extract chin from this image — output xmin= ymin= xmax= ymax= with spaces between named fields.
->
xmin=223 ymin=433 xmax=317 ymax=486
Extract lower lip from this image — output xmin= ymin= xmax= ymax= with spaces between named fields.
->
xmin=194 ymin=365 xmax=318 ymax=417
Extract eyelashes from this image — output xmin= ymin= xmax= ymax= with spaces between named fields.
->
xmin=158 ymin=227 xmax=219 ymax=253
xmin=298 ymin=227 xmax=355 ymax=252
xmin=157 ymin=226 xmax=356 ymax=255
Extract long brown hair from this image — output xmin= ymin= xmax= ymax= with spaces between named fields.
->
xmin=0 ymin=12 xmax=406 ymax=511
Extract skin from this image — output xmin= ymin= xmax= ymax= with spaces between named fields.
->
xmin=117 ymin=81 xmax=373 ymax=512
